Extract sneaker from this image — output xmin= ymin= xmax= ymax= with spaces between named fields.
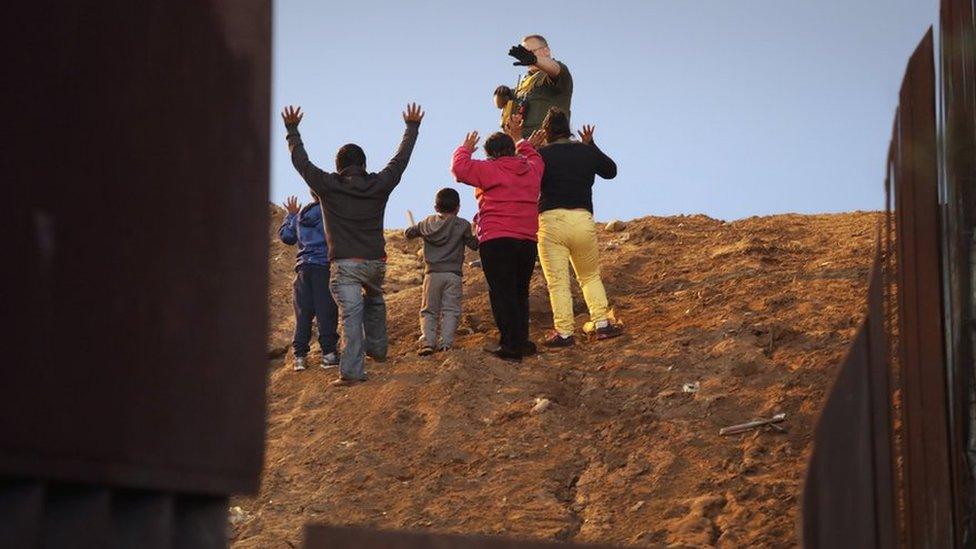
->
xmin=331 ymin=377 xmax=366 ymax=387
xmin=418 ymin=345 xmax=435 ymax=357
xmin=293 ymin=356 xmax=307 ymax=371
xmin=321 ymin=352 xmax=340 ymax=369
xmin=520 ymin=341 xmax=538 ymax=357
xmin=543 ymin=331 xmax=575 ymax=348
xmin=595 ymin=323 xmax=624 ymax=340
xmin=438 ymin=345 xmax=452 ymax=352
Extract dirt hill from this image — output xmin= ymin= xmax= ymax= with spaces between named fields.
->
xmin=236 ymin=207 xmax=879 ymax=548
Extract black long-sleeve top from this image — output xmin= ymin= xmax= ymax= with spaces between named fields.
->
xmin=537 ymin=138 xmax=617 ymax=214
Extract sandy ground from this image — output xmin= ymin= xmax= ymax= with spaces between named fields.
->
xmin=234 ymin=207 xmax=879 ymax=548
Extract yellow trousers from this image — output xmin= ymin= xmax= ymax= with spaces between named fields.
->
xmin=537 ymin=209 xmax=610 ymax=336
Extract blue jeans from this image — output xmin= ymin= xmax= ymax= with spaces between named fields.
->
xmin=293 ymin=264 xmax=339 ymax=357
xmin=329 ymin=259 xmax=388 ymax=380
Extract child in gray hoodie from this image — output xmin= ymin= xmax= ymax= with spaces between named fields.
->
xmin=405 ymin=188 xmax=480 ymax=355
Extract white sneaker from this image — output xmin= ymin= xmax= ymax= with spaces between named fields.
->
xmin=321 ymin=352 xmax=340 ymax=369
xmin=293 ymin=357 xmax=307 ymax=371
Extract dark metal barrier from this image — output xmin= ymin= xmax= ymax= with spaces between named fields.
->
xmin=891 ymin=29 xmax=956 ymax=548
xmin=305 ymin=525 xmax=620 ymax=549
xmin=801 ymin=248 xmax=896 ymax=547
xmin=1 ymin=0 xmax=271 ymax=546
xmin=803 ymin=0 xmax=976 ymax=545
xmin=939 ymin=0 xmax=976 ymax=544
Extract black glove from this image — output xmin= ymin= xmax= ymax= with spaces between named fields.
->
xmin=508 ymin=44 xmax=537 ymax=66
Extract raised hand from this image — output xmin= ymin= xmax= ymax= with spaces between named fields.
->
xmin=403 ymin=103 xmax=425 ymax=124
xmin=463 ymin=131 xmax=480 ymax=151
xmin=527 ymin=129 xmax=546 ymax=147
xmin=504 ymin=114 xmax=524 ymax=141
xmin=578 ymin=124 xmax=595 ymax=145
xmin=508 ymin=44 xmax=537 ymax=66
xmin=284 ymin=195 xmax=301 ymax=215
xmin=281 ymin=105 xmax=303 ymax=126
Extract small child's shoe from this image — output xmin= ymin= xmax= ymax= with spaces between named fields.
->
xmin=321 ymin=352 xmax=340 ymax=369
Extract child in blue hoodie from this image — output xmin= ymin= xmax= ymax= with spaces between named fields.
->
xmin=279 ymin=193 xmax=339 ymax=371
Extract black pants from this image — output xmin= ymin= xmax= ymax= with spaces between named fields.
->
xmin=479 ymin=238 xmax=536 ymax=354
xmin=293 ymin=264 xmax=339 ymax=357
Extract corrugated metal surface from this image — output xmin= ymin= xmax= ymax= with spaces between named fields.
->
xmin=1 ymin=0 xmax=271 ymax=496
xmin=2 ymin=0 xmax=271 ymax=547
xmin=802 ymin=22 xmax=973 ymax=547
xmin=801 ymin=247 xmax=896 ymax=548
xmin=0 ymin=480 xmax=228 ymax=549
xmin=892 ymin=29 xmax=957 ymax=548
xmin=939 ymin=0 xmax=976 ymax=544
xmin=305 ymin=525 xmax=620 ymax=549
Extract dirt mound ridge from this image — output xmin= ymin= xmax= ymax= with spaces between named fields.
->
xmin=240 ymin=209 xmax=879 ymax=548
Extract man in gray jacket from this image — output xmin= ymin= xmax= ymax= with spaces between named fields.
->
xmin=282 ymin=103 xmax=424 ymax=385
xmin=405 ymin=188 xmax=479 ymax=356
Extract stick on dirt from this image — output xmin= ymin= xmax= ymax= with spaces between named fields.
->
xmin=719 ymin=413 xmax=787 ymax=436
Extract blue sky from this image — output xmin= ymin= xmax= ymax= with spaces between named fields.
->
xmin=271 ymin=0 xmax=937 ymax=227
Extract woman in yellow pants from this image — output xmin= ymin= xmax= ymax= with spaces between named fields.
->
xmin=536 ymin=107 xmax=622 ymax=347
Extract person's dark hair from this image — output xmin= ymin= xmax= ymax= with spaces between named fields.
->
xmin=484 ymin=132 xmax=516 ymax=159
xmin=494 ymin=85 xmax=514 ymax=101
xmin=542 ymin=107 xmax=572 ymax=143
xmin=434 ymin=188 xmax=460 ymax=214
xmin=522 ymin=34 xmax=548 ymax=47
xmin=335 ymin=143 xmax=366 ymax=172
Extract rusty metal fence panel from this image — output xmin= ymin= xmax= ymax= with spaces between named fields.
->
xmin=939 ymin=0 xmax=976 ymax=544
xmin=892 ymin=29 xmax=956 ymax=548
xmin=803 ymin=5 xmax=976 ymax=544
xmin=305 ymin=525 xmax=620 ymax=549
xmin=1 ymin=0 xmax=272 ymax=546
xmin=1 ymin=0 xmax=271 ymax=496
xmin=801 ymin=248 xmax=896 ymax=548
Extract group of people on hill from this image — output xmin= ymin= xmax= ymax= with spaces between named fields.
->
xmin=278 ymin=35 xmax=621 ymax=386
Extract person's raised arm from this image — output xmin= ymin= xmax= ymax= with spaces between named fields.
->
xmin=508 ymin=45 xmax=562 ymax=78
xmin=578 ymin=124 xmax=617 ymax=180
xmin=377 ymin=103 xmax=424 ymax=192
xmin=281 ymin=106 xmax=337 ymax=197
xmin=404 ymin=222 xmax=421 ymax=239
xmin=451 ymin=131 xmax=490 ymax=188
xmin=278 ymin=195 xmax=300 ymax=245
xmin=504 ymin=114 xmax=524 ymax=144
xmin=464 ymin=220 xmax=480 ymax=250
xmin=516 ymin=137 xmax=545 ymax=180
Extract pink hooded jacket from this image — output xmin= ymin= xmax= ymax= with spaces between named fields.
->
xmin=451 ymin=140 xmax=544 ymax=243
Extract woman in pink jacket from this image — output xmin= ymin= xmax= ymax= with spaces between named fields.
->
xmin=451 ymin=118 xmax=545 ymax=362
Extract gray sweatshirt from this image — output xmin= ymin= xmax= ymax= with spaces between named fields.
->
xmin=286 ymin=121 xmax=419 ymax=261
xmin=405 ymin=214 xmax=479 ymax=275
